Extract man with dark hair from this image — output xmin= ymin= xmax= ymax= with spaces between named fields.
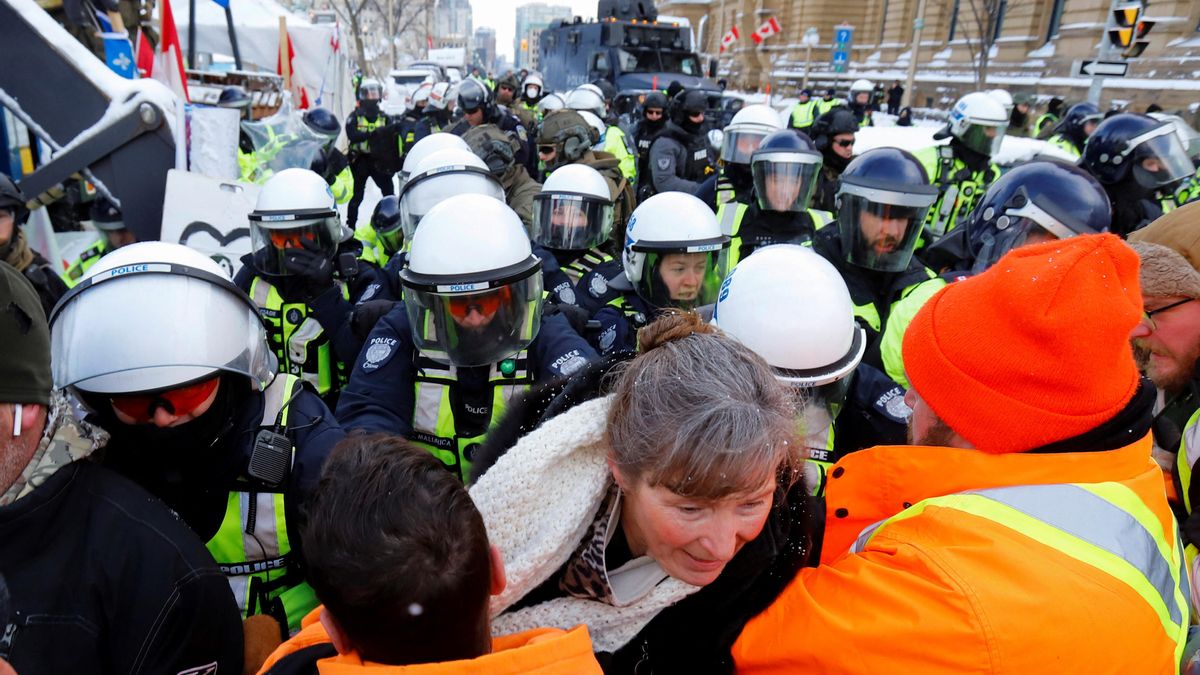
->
xmin=259 ymin=434 xmax=602 ymax=672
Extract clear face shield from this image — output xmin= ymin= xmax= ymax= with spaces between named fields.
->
xmin=532 ymin=192 xmax=614 ymax=251
xmin=837 ymin=183 xmax=936 ymax=272
xmin=1129 ymin=124 xmax=1196 ymax=190
xmin=720 ymin=126 xmax=771 ymax=164
xmin=249 ymin=217 xmax=338 ymax=276
xmin=789 ymin=375 xmax=852 ymax=446
xmin=959 ymin=121 xmax=1007 ymax=157
xmin=398 ymin=166 xmax=505 ymax=240
xmin=751 ymin=152 xmax=823 ymax=213
xmin=401 ymin=263 xmax=544 ymax=367
xmin=969 ymin=191 xmax=1078 ymax=274
xmin=634 ymin=243 xmax=730 ymax=310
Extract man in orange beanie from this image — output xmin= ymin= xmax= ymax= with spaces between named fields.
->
xmin=733 ymin=234 xmax=1189 ymax=674
xmin=257 ymin=433 xmax=602 ymax=674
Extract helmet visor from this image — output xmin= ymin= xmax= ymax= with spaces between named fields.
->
xmin=1130 ymin=126 xmax=1195 ymax=189
xmin=360 ymin=84 xmax=383 ymax=101
xmin=402 ymin=270 xmax=543 ymax=367
xmin=635 ymin=247 xmax=729 ymax=310
xmin=532 ymin=193 xmax=614 ymax=250
xmin=720 ymin=127 xmax=771 ymax=164
xmin=837 ymin=186 xmax=934 ymax=272
xmin=752 ymin=152 xmax=822 ymax=213
xmin=249 ymin=219 xmax=338 ymax=276
xmin=399 ymin=168 xmax=505 ymax=239
xmin=960 ymin=121 xmax=1007 ymax=157
xmin=50 ymin=266 xmax=275 ymax=394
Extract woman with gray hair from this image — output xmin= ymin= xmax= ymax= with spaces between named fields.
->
xmin=469 ymin=310 xmax=815 ymax=673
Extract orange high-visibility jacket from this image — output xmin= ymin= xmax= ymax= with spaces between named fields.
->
xmin=258 ymin=607 xmax=603 ymax=675
xmin=734 ymin=437 xmax=1189 ymax=674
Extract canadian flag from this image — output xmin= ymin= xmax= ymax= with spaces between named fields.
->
xmin=277 ymin=31 xmax=311 ymax=109
xmin=134 ymin=0 xmax=189 ymax=101
xmin=752 ymin=17 xmax=782 ymax=44
xmin=719 ymin=26 xmax=740 ymax=53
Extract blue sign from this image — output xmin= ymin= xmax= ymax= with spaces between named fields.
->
xmin=101 ymin=33 xmax=136 ymax=79
xmin=832 ymin=24 xmax=854 ymax=74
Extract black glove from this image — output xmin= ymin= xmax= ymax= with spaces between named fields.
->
xmin=351 ymin=300 xmax=398 ymax=341
xmin=282 ymin=239 xmax=335 ymax=298
xmin=543 ymin=301 xmax=592 ymax=336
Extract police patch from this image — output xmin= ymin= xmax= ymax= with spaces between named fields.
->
xmin=588 ymin=274 xmax=608 ymax=298
xmin=358 ymin=283 xmax=380 ymax=302
xmin=657 ymin=157 xmax=671 ymax=171
xmin=286 ymin=308 xmax=303 ymax=324
xmin=559 ymin=287 xmax=577 ymax=305
xmin=362 ymin=338 xmax=397 ymax=371
xmin=885 ymin=391 xmax=913 ymax=420
xmin=599 ymin=324 xmax=616 ymax=352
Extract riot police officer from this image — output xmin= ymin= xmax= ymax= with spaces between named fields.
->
xmin=533 ymin=164 xmax=616 ymax=305
xmin=1083 ymin=113 xmax=1194 ymax=236
xmin=412 ymin=82 xmax=454 ymax=143
xmin=336 ymin=194 xmax=598 ymax=482
xmin=447 ymin=78 xmax=533 ymax=178
xmin=809 ymin=107 xmax=860 ymax=212
xmin=581 ymin=192 xmax=730 ymax=356
xmin=345 ymin=79 xmax=399 ymax=228
xmin=647 ymin=89 xmax=714 ymax=196
xmin=303 ymin=107 xmax=354 ymax=205
xmin=49 ymin=241 xmax=344 ymax=636
xmin=913 ymin=92 xmax=1007 ymax=240
xmin=812 ymin=147 xmax=944 ymax=388
xmin=629 ymin=91 xmax=669 ymax=199
xmin=62 ymin=196 xmax=136 ymax=287
xmin=787 ymin=89 xmax=819 ymax=133
xmin=464 ymin=123 xmax=542 ymax=229
xmin=715 ymin=103 xmax=782 ymax=208
xmin=234 ymin=169 xmax=386 ymax=408
xmin=1045 ymin=102 xmax=1102 ymax=160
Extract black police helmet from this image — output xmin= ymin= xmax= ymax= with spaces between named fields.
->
xmin=458 ymin=78 xmax=493 ymax=114
xmin=303 ymin=108 xmax=341 ymax=138
xmin=810 ymin=107 xmax=859 ymax=150
xmin=840 ymin=147 xmax=931 ymax=190
xmin=1056 ymin=102 xmax=1102 ymax=146
xmin=643 ymin=92 xmax=668 ymax=111
xmin=592 ymin=79 xmax=617 ymax=104
xmin=371 ymin=195 xmax=402 ymax=234
xmin=754 ymin=128 xmax=819 ymax=155
xmin=217 ymin=85 xmax=252 ymax=109
xmin=0 ymin=174 xmax=28 ymax=226
xmin=964 ymin=160 xmax=1110 ymax=272
xmin=1082 ymin=113 xmax=1166 ymax=185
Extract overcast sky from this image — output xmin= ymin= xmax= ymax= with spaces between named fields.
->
xmin=471 ymin=0 xmax=598 ymax=63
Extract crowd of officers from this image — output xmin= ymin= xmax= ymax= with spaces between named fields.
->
xmin=3 ymin=66 xmax=1200 ymax=674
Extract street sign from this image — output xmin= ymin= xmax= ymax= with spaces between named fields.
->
xmin=1078 ymin=59 xmax=1129 ymax=77
xmin=832 ymin=24 xmax=854 ymax=74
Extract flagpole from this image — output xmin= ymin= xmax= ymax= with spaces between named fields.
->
xmin=225 ymin=3 xmax=242 ymax=70
xmin=187 ymin=0 xmax=196 ymax=68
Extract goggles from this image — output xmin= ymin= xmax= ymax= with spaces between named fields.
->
xmin=269 ymin=229 xmax=319 ymax=250
xmin=447 ymin=287 xmax=510 ymax=322
xmin=108 ymin=376 xmax=220 ymax=424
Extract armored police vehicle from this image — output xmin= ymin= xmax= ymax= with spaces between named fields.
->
xmin=539 ymin=0 xmax=722 ymax=116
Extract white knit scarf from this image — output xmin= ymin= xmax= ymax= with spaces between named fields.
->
xmin=469 ymin=395 xmax=700 ymax=653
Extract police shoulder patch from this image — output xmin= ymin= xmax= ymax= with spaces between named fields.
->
xmin=657 ymin=157 xmax=672 ymax=171
xmin=588 ymin=273 xmax=609 ymax=298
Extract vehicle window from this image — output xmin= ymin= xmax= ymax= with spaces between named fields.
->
xmin=618 ymin=48 xmax=660 ymax=72
xmin=660 ymin=52 xmax=701 ymax=76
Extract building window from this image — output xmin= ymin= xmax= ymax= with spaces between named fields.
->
xmin=948 ymin=0 xmax=960 ymax=41
xmin=1045 ymin=0 xmax=1065 ymax=40
xmin=992 ymin=0 xmax=1008 ymax=41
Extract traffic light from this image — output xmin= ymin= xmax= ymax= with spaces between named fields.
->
xmin=1108 ymin=2 xmax=1154 ymax=58
xmin=521 ymin=38 xmax=528 ymax=52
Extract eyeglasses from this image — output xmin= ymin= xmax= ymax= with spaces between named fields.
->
xmin=834 ymin=139 xmax=856 ymax=148
xmin=447 ymin=289 xmax=507 ymax=321
xmin=537 ymin=144 xmax=558 ymax=155
xmin=1143 ymin=298 xmax=1195 ymax=330
xmin=269 ymin=229 xmax=317 ymax=250
xmin=109 ymin=377 xmax=220 ymax=424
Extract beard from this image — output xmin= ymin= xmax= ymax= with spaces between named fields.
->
xmin=1134 ymin=338 xmax=1200 ymax=396
xmin=906 ymin=413 xmax=960 ymax=447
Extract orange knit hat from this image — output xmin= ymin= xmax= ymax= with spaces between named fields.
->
xmin=903 ymin=233 xmax=1143 ymax=453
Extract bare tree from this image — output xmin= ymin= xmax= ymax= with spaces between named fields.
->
xmin=375 ymin=0 xmax=430 ymax=69
xmin=330 ymin=0 xmax=373 ymax=74
xmin=960 ymin=0 xmax=1023 ymax=89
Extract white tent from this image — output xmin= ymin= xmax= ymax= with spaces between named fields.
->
xmin=175 ymin=0 xmax=354 ymax=122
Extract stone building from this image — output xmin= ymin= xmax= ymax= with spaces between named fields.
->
xmin=659 ymin=0 xmax=1200 ymax=110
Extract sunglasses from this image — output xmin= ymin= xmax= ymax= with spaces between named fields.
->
xmin=269 ymin=230 xmax=317 ymax=250
xmin=1143 ymin=298 xmax=1195 ymax=330
xmin=645 ymin=109 xmax=664 ymax=118
xmin=537 ymin=144 xmax=558 ymax=155
xmin=834 ymin=139 xmax=856 ymax=148
xmin=448 ymin=290 xmax=506 ymax=321
xmin=109 ymin=377 xmax=220 ymax=424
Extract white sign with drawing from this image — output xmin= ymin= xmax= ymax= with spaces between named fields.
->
xmin=160 ymin=169 xmax=261 ymax=278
